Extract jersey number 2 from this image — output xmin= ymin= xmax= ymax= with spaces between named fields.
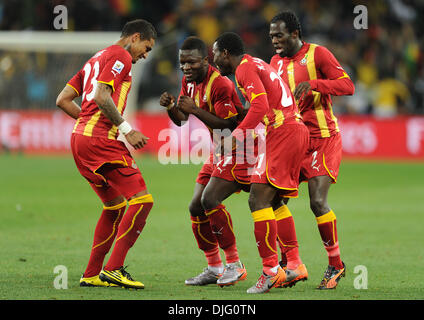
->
xmin=270 ymin=71 xmax=292 ymax=107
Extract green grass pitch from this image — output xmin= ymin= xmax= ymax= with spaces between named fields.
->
xmin=0 ymin=154 xmax=423 ymax=300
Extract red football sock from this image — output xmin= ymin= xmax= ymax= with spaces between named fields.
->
xmin=83 ymin=201 xmax=126 ymax=277
xmin=252 ymin=207 xmax=279 ymax=275
xmin=275 ymin=205 xmax=302 ymax=270
xmin=277 ymin=236 xmax=288 ymax=266
xmin=204 ymin=247 xmax=223 ymax=268
xmin=191 ymin=214 xmax=222 ymax=267
xmin=316 ymin=210 xmax=343 ymax=269
xmin=205 ymin=205 xmax=239 ymax=264
xmin=104 ymin=194 xmax=153 ymax=271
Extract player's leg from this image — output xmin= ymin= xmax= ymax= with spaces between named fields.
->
xmin=201 ymin=177 xmax=247 ymax=286
xmin=185 ymin=182 xmax=223 ymax=285
xmin=71 ymin=145 xmax=126 ymax=287
xmin=276 ymin=197 xmax=290 ymax=267
xmin=80 ymin=190 xmax=127 ymax=287
xmin=246 ymin=183 xmax=286 ymax=294
xmin=99 ymin=164 xmax=153 ymax=289
xmin=309 ymin=175 xmax=345 ymax=289
xmin=271 ymin=196 xmax=308 ymax=288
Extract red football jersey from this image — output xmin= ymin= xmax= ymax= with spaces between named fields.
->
xmin=270 ymin=42 xmax=354 ymax=138
xmin=234 ymin=54 xmax=302 ymax=136
xmin=67 ymin=45 xmax=132 ymax=140
xmin=179 ymin=65 xmax=242 ymax=139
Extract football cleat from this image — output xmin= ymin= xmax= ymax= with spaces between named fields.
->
xmin=185 ymin=268 xmax=222 ymax=286
xmin=276 ymin=263 xmax=308 ymax=288
xmin=99 ymin=266 xmax=144 ymax=289
xmin=246 ymin=267 xmax=286 ymax=294
xmin=316 ymin=262 xmax=346 ymax=290
xmin=217 ymin=262 xmax=247 ymax=287
xmin=79 ymin=274 xmax=119 ymax=287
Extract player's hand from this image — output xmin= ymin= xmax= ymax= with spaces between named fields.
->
xmin=177 ymin=96 xmax=197 ymax=114
xmin=159 ymin=92 xmax=176 ymax=109
xmin=125 ymin=130 xmax=149 ymax=150
xmin=293 ymin=81 xmax=312 ymax=101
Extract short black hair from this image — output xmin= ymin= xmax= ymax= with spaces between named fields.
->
xmin=121 ymin=19 xmax=157 ymax=40
xmin=180 ymin=36 xmax=208 ymax=58
xmin=271 ymin=11 xmax=302 ymax=39
xmin=215 ymin=32 xmax=245 ymax=56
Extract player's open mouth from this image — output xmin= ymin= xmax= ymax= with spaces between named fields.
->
xmin=275 ymin=47 xmax=283 ymax=54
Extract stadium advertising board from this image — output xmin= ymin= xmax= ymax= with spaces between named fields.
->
xmin=0 ymin=111 xmax=423 ymax=160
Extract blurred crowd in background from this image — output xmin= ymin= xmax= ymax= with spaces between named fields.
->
xmin=0 ymin=0 xmax=423 ymax=117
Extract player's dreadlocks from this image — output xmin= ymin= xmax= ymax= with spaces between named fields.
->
xmin=121 ymin=19 xmax=157 ymax=40
xmin=271 ymin=11 xmax=302 ymax=39
xmin=215 ymin=32 xmax=245 ymax=56
xmin=180 ymin=36 xmax=208 ymax=58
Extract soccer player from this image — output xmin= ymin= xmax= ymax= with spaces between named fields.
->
xmin=269 ymin=11 xmax=355 ymax=289
xmin=159 ymin=36 xmax=252 ymax=287
xmin=212 ymin=32 xmax=310 ymax=293
xmin=56 ymin=19 xmax=157 ymax=289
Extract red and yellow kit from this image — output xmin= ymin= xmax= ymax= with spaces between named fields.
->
xmin=179 ymin=65 xmax=252 ymax=187
xmin=68 ymin=45 xmax=132 ymax=140
xmin=234 ymin=54 xmax=309 ymax=197
xmin=179 ymin=65 xmax=242 ymax=133
xmin=67 ymin=45 xmax=145 ymax=201
xmin=270 ymin=42 xmax=354 ymax=182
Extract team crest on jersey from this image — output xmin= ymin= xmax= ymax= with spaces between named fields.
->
xmin=111 ymin=60 xmax=124 ymax=76
xmin=203 ymin=93 xmax=207 ymax=102
xmin=300 ymin=54 xmax=308 ymax=66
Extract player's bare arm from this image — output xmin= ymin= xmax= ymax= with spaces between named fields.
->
xmin=94 ymin=83 xmax=126 ymax=126
xmin=95 ymin=83 xmax=148 ymax=149
xmin=159 ymin=91 xmax=188 ymax=126
xmin=56 ymin=85 xmax=81 ymax=120
xmin=178 ymin=95 xmax=237 ymax=130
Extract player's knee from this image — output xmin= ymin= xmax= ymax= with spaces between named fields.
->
xmin=103 ymin=195 xmax=126 ymax=208
xmin=248 ymin=193 xmax=265 ymax=212
xmin=310 ymin=196 xmax=329 ymax=216
xmin=200 ymin=193 xmax=220 ymax=212
xmin=189 ymin=199 xmax=203 ymax=217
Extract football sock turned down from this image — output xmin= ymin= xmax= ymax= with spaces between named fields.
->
xmin=191 ymin=215 xmax=223 ymax=269
xmin=205 ymin=204 xmax=240 ymax=264
xmin=316 ymin=210 xmax=344 ymax=270
xmin=104 ymin=194 xmax=154 ymax=271
xmin=83 ymin=201 xmax=126 ymax=277
xmin=275 ymin=205 xmax=302 ymax=270
xmin=251 ymin=207 xmax=279 ymax=275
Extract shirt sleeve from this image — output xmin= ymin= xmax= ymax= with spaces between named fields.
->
xmin=97 ymin=52 xmax=132 ymax=92
xmin=308 ymin=45 xmax=355 ymax=96
xmin=66 ymin=69 xmax=83 ymax=96
xmin=210 ymin=79 xmax=239 ymax=120
xmin=233 ymin=63 xmax=269 ymax=140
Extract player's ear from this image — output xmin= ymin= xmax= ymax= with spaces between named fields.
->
xmin=131 ymin=32 xmax=141 ymax=43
